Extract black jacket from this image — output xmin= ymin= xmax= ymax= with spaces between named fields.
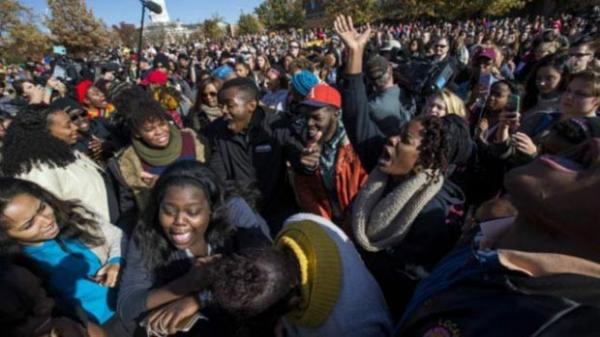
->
xmin=342 ymin=73 xmax=463 ymax=317
xmin=204 ymin=107 xmax=303 ymax=232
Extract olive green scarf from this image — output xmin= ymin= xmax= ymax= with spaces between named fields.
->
xmin=132 ymin=124 xmax=182 ymax=167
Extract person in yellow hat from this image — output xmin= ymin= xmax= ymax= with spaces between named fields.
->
xmin=209 ymin=213 xmax=392 ymax=337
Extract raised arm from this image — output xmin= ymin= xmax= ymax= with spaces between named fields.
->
xmin=334 ymin=15 xmax=370 ymax=75
xmin=334 ymin=15 xmax=386 ymax=171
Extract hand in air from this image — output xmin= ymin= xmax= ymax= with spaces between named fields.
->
xmin=333 ymin=15 xmax=372 ymax=51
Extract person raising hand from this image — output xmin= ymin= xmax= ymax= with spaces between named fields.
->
xmin=333 ymin=15 xmax=372 ymax=74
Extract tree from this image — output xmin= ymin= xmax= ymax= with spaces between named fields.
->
xmin=112 ymin=22 xmax=139 ymax=49
xmin=188 ymin=25 xmax=205 ymax=43
xmin=255 ymin=0 xmax=304 ymax=31
xmin=202 ymin=15 xmax=225 ymax=40
xmin=144 ymin=24 xmax=167 ymax=46
xmin=0 ymin=0 xmax=27 ymax=41
xmin=379 ymin=0 xmax=532 ymax=21
xmin=6 ymin=22 xmax=50 ymax=59
xmin=464 ymin=0 xmax=530 ymax=17
xmin=0 ymin=0 xmax=49 ymax=61
xmin=238 ymin=12 xmax=262 ymax=36
xmin=46 ymin=0 xmax=111 ymax=54
xmin=324 ymin=0 xmax=379 ymax=25
xmin=379 ymin=0 xmax=441 ymax=20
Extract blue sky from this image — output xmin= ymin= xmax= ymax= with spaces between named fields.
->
xmin=21 ymin=0 xmax=264 ymax=25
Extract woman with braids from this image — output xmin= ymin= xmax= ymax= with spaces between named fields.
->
xmin=0 ymin=103 xmax=117 ymax=223
xmin=108 ymin=86 xmax=207 ymax=228
xmin=0 ymin=178 xmax=125 ymax=333
xmin=117 ymin=160 xmax=270 ymax=336
xmin=334 ymin=15 xmax=465 ymax=318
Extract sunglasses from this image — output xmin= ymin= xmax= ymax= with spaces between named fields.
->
xmin=68 ymin=109 xmax=88 ymax=120
xmin=202 ymin=91 xmax=217 ymax=98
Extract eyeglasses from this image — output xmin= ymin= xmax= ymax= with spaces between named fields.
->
xmin=569 ymin=52 xmax=592 ymax=58
xmin=202 ymin=91 xmax=217 ymax=98
xmin=564 ymin=87 xmax=595 ymax=99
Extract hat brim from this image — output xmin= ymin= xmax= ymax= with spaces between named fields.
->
xmin=476 ymin=54 xmax=494 ymax=60
xmin=300 ymin=99 xmax=339 ymax=109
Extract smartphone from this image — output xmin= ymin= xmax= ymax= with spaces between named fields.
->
xmin=478 ymin=73 xmax=496 ymax=95
xmin=433 ymin=63 xmax=453 ymax=90
xmin=505 ymin=93 xmax=521 ymax=133
xmin=51 ymin=65 xmax=66 ymax=80
xmin=506 ymin=93 xmax=521 ymax=113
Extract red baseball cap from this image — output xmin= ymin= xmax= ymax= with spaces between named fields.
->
xmin=474 ymin=47 xmax=497 ymax=61
xmin=300 ymin=84 xmax=341 ymax=110
xmin=141 ymin=70 xmax=168 ymax=86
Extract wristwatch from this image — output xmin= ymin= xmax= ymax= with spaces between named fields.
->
xmin=196 ymin=289 xmax=213 ymax=308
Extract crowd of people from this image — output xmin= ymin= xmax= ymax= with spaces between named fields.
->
xmin=0 ymin=8 xmax=599 ymax=337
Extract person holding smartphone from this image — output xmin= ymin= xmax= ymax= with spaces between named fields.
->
xmin=493 ymin=71 xmax=600 ymax=162
xmin=472 ymin=80 xmax=518 ymax=141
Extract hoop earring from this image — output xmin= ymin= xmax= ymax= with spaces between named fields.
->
xmin=412 ymin=164 xmax=424 ymax=175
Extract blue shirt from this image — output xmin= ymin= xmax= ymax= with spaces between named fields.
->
xmin=23 ymin=238 xmax=118 ymax=324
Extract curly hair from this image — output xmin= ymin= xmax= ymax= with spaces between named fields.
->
xmin=0 ymin=105 xmax=75 ymax=177
xmin=112 ymin=86 xmax=167 ymax=133
xmin=413 ymin=115 xmax=449 ymax=174
xmin=133 ymin=160 xmax=241 ymax=272
xmin=0 ymin=178 xmax=104 ymax=256
xmin=211 ymin=248 xmax=300 ymax=335
xmin=289 ymin=57 xmax=313 ymax=74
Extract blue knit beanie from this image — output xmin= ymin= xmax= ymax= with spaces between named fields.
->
xmin=212 ymin=65 xmax=234 ymax=80
xmin=291 ymin=70 xmax=319 ymax=97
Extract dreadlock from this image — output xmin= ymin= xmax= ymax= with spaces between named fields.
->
xmin=414 ymin=115 xmax=449 ymax=173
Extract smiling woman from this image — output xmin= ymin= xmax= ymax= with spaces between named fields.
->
xmin=109 ymin=87 xmax=208 ymax=224
xmin=117 ymin=160 xmax=271 ymax=336
xmin=0 ymin=177 xmax=124 ymax=329
xmin=0 ymin=104 xmax=115 ymax=223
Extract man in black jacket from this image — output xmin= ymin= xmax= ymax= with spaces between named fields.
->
xmin=205 ymin=77 xmax=303 ymax=234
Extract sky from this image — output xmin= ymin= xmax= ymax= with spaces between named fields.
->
xmin=20 ymin=0 xmax=264 ymax=26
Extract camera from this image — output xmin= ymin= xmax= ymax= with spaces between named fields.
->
xmin=392 ymin=54 xmax=456 ymax=98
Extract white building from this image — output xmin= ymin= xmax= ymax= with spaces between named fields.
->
xmin=148 ymin=0 xmax=171 ymax=24
xmin=144 ymin=0 xmax=196 ymax=44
